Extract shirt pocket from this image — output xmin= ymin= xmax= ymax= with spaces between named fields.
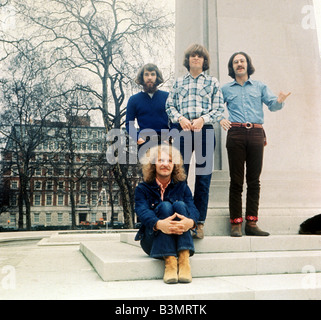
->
xmin=200 ymin=85 xmax=212 ymax=98
xmin=177 ymin=86 xmax=189 ymax=105
xmin=226 ymin=94 xmax=237 ymax=103
xmin=249 ymin=91 xmax=262 ymax=105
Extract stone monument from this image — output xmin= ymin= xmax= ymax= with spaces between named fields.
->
xmin=175 ymin=0 xmax=321 ymax=235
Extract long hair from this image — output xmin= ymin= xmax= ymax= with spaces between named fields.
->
xmin=135 ymin=63 xmax=164 ymax=86
xmin=227 ymin=52 xmax=255 ymax=79
xmin=141 ymin=145 xmax=186 ymax=184
xmin=183 ymin=44 xmax=210 ymax=72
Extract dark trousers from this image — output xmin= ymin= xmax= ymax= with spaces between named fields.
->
xmin=176 ymin=125 xmax=215 ymax=223
xmin=226 ymin=127 xmax=265 ymax=224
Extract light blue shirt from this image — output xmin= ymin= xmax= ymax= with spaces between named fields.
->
xmin=221 ymin=78 xmax=284 ymax=124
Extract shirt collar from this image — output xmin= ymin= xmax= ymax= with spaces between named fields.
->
xmin=184 ymin=71 xmax=206 ymax=80
xmin=230 ymin=77 xmax=253 ymax=87
xmin=156 ymin=178 xmax=171 ymax=189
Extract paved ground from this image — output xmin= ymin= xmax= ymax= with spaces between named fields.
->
xmin=1 ymin=231 xmax=321 ymax=301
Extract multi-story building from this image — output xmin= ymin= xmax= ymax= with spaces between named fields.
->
xmin=0 ymin=116 xmax=139 ymax=229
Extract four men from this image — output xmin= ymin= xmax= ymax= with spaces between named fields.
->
xmin=126 ymin=46 xmax=291 ymax=283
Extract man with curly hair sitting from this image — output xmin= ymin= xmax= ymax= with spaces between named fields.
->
xmin=134 ymin=144 xmax=200 ymax=284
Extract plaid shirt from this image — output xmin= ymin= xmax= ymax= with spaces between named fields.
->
xmin=166 ymin=72 xmax=225 ymax=124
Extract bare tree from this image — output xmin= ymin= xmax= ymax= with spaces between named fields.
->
xmin=0 ymin=47 xmax=60 ymax=229
xmin=8 ymin=0 xmax=174 ymax=228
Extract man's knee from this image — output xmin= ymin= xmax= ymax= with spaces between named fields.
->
xmin=155 ymin=201 xmax=174 ymax=218
xmin=173 ymin=201 xmax=188 ymax=216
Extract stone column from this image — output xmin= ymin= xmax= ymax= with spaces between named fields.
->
xmin=176 ymin=0 xmax=321 ymax=234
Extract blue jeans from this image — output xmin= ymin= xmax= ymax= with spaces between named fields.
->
xmin=140 ymin=201 xmax=195 ymax=259
xmin=176 ymin=125 xmax=216 ymax=223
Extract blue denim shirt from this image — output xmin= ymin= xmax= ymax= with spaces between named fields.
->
xmin=134 ymin=180 xmax=200 ymax=239
xmin=222 ymin=78 xmax=284 ymax=124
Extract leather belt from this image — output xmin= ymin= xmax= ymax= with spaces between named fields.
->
xmin=230 ymin=122 xmax=263 ymax=130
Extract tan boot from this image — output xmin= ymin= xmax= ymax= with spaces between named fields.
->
xmin=178 ymin=250 xmax=192 ymax=283
xmin=163 ymin=256 xmax=178 ymax=284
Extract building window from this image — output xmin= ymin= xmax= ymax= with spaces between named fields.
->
xmin=11 ymin=181 xmax=18 ymax=189
xmin=91 ymin=182 xmax=97 ymax=190
xmin=81 ymin=181 xmax=86 ymax=191
xmin=91 ymin=169 xmax=98 ymax=177
xmin=46 ymin=195 xmax=52 ymax=206
xmin=46 ymin=213 xmax=51 ymax=223
xmin=102 ymin=193 xmax=107 ymax=205
xmin=34 ymin=181 xmax=42 ymax=190
xmin=34 ymin=195 xmax=41 ymax=206
xmin=80 ymin=194 xmax=87 ymax=205
xmin=91 ymin=194 xmax=98 ymax=206
xmin=34 ymin=213 xmax=40 ymax=223
xmin=57 ymin=213 xmax=63 ymax=224
xmin=57 ymin=195 xmax=64 ymax=206
xmin=81 ymin=130 xmax=87 ymax=138
xmin=46 ymin=181 xmax=53 ymax=190
xmin=58 ymin=181 xmax=64 ymax=190
xmin=9 ymin=214 xmax=16 ymax=224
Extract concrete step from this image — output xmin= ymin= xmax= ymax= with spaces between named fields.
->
xmin=120 ymin=234 xmax=321 ymax=253
xmin=80 ymin=235 xmax=321 ymax=282
xmin=103 ymin=274 xmax=321 ymax=300
xmin=204 ymin=207 xmax=320 ymax=236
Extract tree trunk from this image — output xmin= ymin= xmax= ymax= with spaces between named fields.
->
xmin=18 ymin=186 xmax=24 ymax=229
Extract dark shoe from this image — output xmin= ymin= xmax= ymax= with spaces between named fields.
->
xmin=245 ymin=222 xmax=270 ymax=236
xmin=193 ymin=223 xmax=204 ymax=239
xmin=230 ymin=224 xmax=242 ymax=237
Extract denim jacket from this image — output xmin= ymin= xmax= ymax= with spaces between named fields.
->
xmin=134 ymin=180 xmax=200 ymax=240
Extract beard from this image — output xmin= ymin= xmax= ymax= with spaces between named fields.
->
xmin=143 ymin=82 xmax=157 ymax=93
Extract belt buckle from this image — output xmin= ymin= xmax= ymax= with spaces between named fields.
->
xmin=245 ymin=122 xmax=253 ymax=130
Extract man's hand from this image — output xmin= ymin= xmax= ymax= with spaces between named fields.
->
xmin=191 ymin=117 xmax=205 ymax=132
xmin=179 ymin=116 xmax=193 ymax=131
xmin=220 ymin=119 xmax=232 ymax=131
xmin=277 ymin=92 xmax=291 ymax=103
xmin=137 ymin=138 xmax=146 ymax=145
xmin=155 ymin=213 xmax=194 ymax=235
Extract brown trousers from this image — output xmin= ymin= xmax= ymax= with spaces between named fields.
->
xmin=226 ymin=127 xmax=265 ymax=224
